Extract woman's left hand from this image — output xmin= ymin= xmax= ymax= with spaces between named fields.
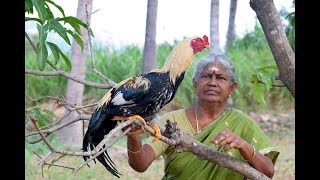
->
xmin=210 ymin=128 xmax=246 ymax=151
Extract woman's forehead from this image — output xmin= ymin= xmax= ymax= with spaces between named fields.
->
xmin=203 ymin=62 xmax=227 ymax=73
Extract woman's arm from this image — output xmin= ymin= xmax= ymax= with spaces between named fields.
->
xmin=211 ymin=128 xmax=275 ymax=178
xmin=239 ymin=141 xmax=274 ymax=178
xmin=127 ymin=135 xmax=157 ymax=172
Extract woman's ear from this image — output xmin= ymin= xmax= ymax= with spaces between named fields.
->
xmin=230 ymin=82 xmax=238 ymax=94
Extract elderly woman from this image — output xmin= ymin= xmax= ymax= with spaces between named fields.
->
xmin=126 ymin=53 xmax=279 ymax=179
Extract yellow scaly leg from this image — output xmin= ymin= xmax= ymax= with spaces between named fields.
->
xmin=150 ymin=124 xmax=161 ymax=142
xmin=112 ymin=115 xmax=147 ymax=125
xmin=112 ymin=115 xmax=147 ymax=136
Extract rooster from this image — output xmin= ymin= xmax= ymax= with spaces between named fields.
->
xmin=82 ymin=35 xmax=209 ymax=177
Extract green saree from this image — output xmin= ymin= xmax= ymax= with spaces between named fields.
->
xmin=148 ymin=108 xmax=279 ymax=180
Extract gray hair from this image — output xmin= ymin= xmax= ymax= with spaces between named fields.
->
xmin=193 ymin=53 xmax=236 ymax=83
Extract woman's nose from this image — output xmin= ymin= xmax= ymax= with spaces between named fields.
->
xmin=208 ymin=77 xmax=217 ymax=86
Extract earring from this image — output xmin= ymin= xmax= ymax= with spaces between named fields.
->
xmin=228 ymin=95 xmax=231 ymax=98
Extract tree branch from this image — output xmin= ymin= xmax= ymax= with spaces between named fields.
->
xmin=26 ymin=114 xmax=90 ymax=138
xmin=25 ymin=68 xmax=112 ymax=89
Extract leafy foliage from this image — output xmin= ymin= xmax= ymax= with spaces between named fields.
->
xmin=227 ymin=23 xmax=294 ymax=112
xmin=30 ymin=106 xmax=58 ymax=128
xmin=251 ymin=65 xmax=279 ymax=106
xmin=285 ymin=12 xmax=295 ymax=51
xmin=25 ymin=53 xmax=68 ymax=98
xmin=25 ymin=0 xmax=93 ymax=71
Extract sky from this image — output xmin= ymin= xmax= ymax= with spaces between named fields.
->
xmin=25 ymin=0 xmax=294 ymax=50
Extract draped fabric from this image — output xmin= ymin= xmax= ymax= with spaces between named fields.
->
xmin=148 ymin=108 xmax=279 ymax=180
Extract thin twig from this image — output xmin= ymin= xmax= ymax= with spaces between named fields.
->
xmin=43 ymin=162 xmax=75 ymax=171
xmin=85 ymin=4 xmax=116 ymax=87
xmin=25 ymin=32 xmax=37 ymax=51
xmin=37 ymin=151 xmax=54 ymax=165
xmin=26 ymin=69 xmax=112 ymax=88
xmin=26 ymin=114 xmax=90 ymax=138
xmin=73 ymin=127 xmax=132 ymax=172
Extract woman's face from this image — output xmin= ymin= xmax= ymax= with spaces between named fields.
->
xmin=193 ymin=62 xmax=237 ymax=104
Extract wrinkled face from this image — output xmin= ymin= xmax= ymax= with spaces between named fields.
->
xmin=193 ymin=62 xmax=237 ymax=104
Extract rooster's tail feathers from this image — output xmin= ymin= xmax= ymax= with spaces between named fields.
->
xmin=82 ymin=106 xmax=120 ymax=177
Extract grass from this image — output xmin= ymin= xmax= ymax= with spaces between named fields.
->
xmin=25 ymin=125 xmax=295 ymax=179
xmin=267 ymin=127 xmax=295 ymax=180
xmin=25 ymin=136 xmax=165 ymax=180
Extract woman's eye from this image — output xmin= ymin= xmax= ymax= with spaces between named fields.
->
xmin=217 ymin=76 xmax=226 ymax=80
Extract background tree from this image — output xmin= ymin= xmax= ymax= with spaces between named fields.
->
xmin=225 ymin=0 xmax=238 ymax=51
xmin=210 ymin=0 xmax=220 ymax=53
xmin=56 ymin=0 xmax=93 ymax=148
xmin=250 ymin=0 xmax=295 ymax=97
xmin=141 ymin=0 xmax=158 ymax=73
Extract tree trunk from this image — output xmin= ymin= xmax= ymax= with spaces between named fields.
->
xmin=56 ymin=0 xmax=93 ymax=148
xmin=225 ymin=0 xmax=238 ymax=107
xmin=225 ymin=0 xmax=238 ymax=51
xmin=141 ymin=0 xmax=158 ymax=73
xmin=250 ymin=0 xmax=295 ymax=97
xmin=210 ymin=0 xmax=220 ymax=53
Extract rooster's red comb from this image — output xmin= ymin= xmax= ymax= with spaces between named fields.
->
xmin=203 ymin=35 xmax=209 ymax=45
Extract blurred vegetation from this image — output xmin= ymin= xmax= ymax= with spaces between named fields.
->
xmin=226 ymin=23 xmax=294 ymax=113
xmin=26 ymin=22 xmax=294 ymax=113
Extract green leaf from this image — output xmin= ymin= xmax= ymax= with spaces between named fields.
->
xmin=36 ymin=24 xmax=48 ymax=71
xmin=45 ymin=0 xmax=65 ymax=17
xmin=45 ymin=6 xmax=54 ymax=19
xmin=252 ymin=74 xmax=266 ymax=106
xmin=258 ymin=72 xmax=271 ymax=91
xmin=46 ymin=42 xmax=60 ymax=64
xmin=257 ymin=65 xmax=278 ymax=71
xmin=67 ymin=30 xmax=84 ymax=51
xmin=30 ymin=107 xmax=50 ymax=128
xmin=25 ymin=17 xmax=42 ymax=24
xmin=40 ymin=108 xmax=58 ymax=122
xmin=36 ymin=43 xmax=48 ymax=71
xmin=58 ymin=17 xmax=81 ymax=35
xmin=31 ymin=0 xmax=47 ymax=23
xmin=58 ymin=16 xmax=94 ymax=36
xmin=25 ymin=0 xmax=33 ymax=14
xmin=48 ymin=18 xmax=71 ymax=45
xmin=56 ymin=48 xmax=72 ymax=72
xmin=257 ymin=65 xmax=278 ymax=91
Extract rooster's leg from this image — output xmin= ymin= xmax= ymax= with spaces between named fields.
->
xmin=150 ymin=124 xmax=161 ymax=142
xmin=112 ymin=115 xmax=147 ymax=125
xmin=112 ymin=115 xmax=147 ymax=136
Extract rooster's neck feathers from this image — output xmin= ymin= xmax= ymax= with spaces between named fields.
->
xmin=152 ymin=38 xmax=195 ymax=85
xmin=98 ymin=38 xmax=196 ymax=107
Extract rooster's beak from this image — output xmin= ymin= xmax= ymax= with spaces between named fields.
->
xmin=205 ymin=45 xmax=210 ymax=49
